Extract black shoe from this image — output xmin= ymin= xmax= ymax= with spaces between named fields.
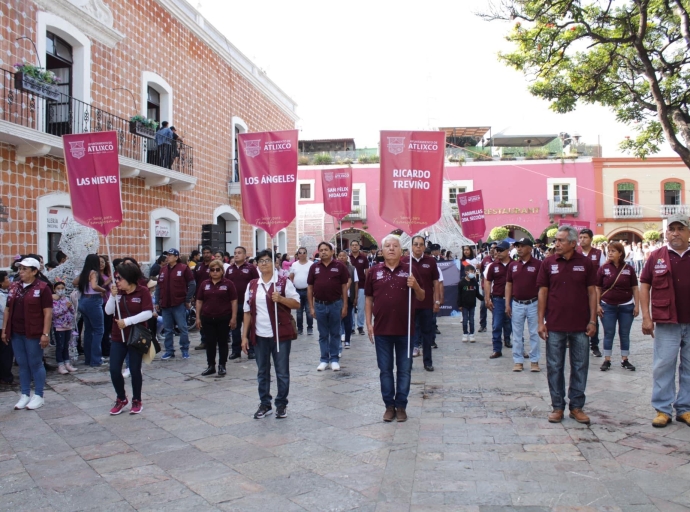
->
xmin=490 ymin=351 xmax=502 ymax=359
xmin=621 ymin=360 xmax=636 ymax=371
xmin=504 ymin=341 xmax=512 ymax=348
xmin=358 ymin=327 xmax=364 ymax=335
xmin=478 ymin=327 xmax=487 ymax=333
xmin=248 ymin=353 xmax=256 ymax=360
xmin=298 ymin=331 xmax=303 ymax=336
xmin=201 ymin=366 xmax=216 ymax=376
xmin=228 ymin=353 xmax=241 ymax=360
xmin=431 ymin=342 xmax=438 ymax=349
xmin=435 ymin=328 xmax=441 ymax=335
xmin=600 ymin=360 xmax=611 ymax=371
xmin=194 ymin=344 xmax=206 ymax=350
xmin=276 ymin=405 xmax=287 ymax=418
xmin=592 ymin=348 xmax=603 ymax=357
xmin=218 ymin=365 xmax=226 ymax=376
xmin=424 ymin=365 xmax=434 ymax=372
xmin=254 ymin=404 xmax=272 ymax=419
xmin=307 ymin=328 xmax=313 ymax=335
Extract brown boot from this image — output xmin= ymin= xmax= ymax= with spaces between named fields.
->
xmin=383 ymin=406 xmax=396 ymax=422
xmin=396 ymin=407 xmax=408 ymax=422
xmin=653 ymin=410 xmax=672 ymax=428
xmin=548 ymin=409 xmax=564 ymax=423
xmin=569 ymin=408 xmax=591 ymax=424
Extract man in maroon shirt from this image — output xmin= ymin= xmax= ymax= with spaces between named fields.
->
xmin=537 ymin=226 xmax=597 ymax=425
xmin=579 ymin=229 xmax=606 ymax=357
xmin=365 ymin=234 xmax=425 ymax=422
xmin=308 ymin=242 xmax=349 ymax=371
xmin=639 ymin=214 xmax=690 ymax=428
xmin=478 ymin=243 xmax=497 ymax=332
xmin=226 ymin=246 xmax=260 ymax=360
xmin=192 ymin=246 xmax=214 ymax=351
xmin=485 ymin=241 xmax=513 ymax=358
xmin=506 ymin=238 xmax=542 ymax=372
xmin=349 ymin=241 xmax=369 ymax=336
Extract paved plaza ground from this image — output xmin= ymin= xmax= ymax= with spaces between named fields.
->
xmin=1 ymin=314 xmax=690 ymax=511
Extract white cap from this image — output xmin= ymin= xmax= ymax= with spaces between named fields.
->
xmin=18 ymin=257 xmax=41 ymax=269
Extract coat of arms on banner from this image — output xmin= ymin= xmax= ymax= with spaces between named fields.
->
xmin=69 ymin=141 xmax=86 ymax=159
xmin=243 ymin=140 xmax=261 ymax=158
xmin=324 ymin=171 xmax=334 ymax=182
xmin=387 ymin=137 xmax=405 ymax=155
xmin=459 ymin=196 xmax=467 ymax=206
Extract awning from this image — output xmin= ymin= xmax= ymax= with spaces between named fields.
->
xmin=487 ymin=134 xmax=558 ymax=147
xmin=438 ymin=127 xmax=491 ymax=140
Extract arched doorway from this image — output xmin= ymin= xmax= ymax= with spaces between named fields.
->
xmin=607 ymin=229 xmax=643 ymax=245
xmin=150 ymin=208 xmax=179 ymax=262
xmin=38 ymin=193 xmax=73 ymax=262
xmin=254 ymin=228 xmax=267 ymax=255
xmin=501 ymin=224 xmax=534 ymax=241
xmin=330 ymin=228 xmax=378 ymax=251
xmin=213 ymin=206 xmax=240 ymax=255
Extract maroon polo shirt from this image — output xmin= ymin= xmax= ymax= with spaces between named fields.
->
xmin=196 ymin=277 xmax=238 ymax=318
xmin=597 ymin=262 xmax=638 ymax=305
xmin=365 ymin=262 xmax=423 ymax=336
xmin=640 ymin=247 xmax=690 ymax=323
xmin=194 ymin=260 xmax=212 ymax=288
xmin=480 ymin=255 xmax=494 ymax=281
xmin=402 ymin=254 xmax=437 ymax=309
xmin=486 ymin=260 xmax=510 ymax=297
xmin=111 ymin=285 xmax=153 ymax=343
xmin=225 ymin=262 xmax=259 ymax=302
xmin=349 ymin=252 xmax=369 ymax=283
xmin=507 ymin=257 xmax=542 ymax=301
xmin=307 ymin=259 xmax=349 ymax=302
xmin=157 ymin=262 xmax=194 ymax=308
xmin=10 ymin=280 xmax=53 ymax=335
xmin=537 ymin=251 xmax=596 ymax=332
xmin=578 ymin=246 xmax=603 ymax=272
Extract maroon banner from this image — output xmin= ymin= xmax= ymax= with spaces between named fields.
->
xmin=238 ymin=130 xmax=298 ymax=238
xmin=322 ymin=168 xmax=352 ymax=221
xmin=559 ymin=219 xmax=590 ymax=231
xmin=62 ymin=131 xmax=123 ymax=236
xmin=457 ymin=190 xmax=486 ymax=242
xmin=379 ymin=130 xmax=445 ymax=234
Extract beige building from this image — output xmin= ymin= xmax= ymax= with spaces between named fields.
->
xmin=594 ymin=157 xmax=688 ymax=243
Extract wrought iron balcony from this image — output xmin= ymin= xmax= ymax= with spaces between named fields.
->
xmin=613 ymin=205 xmax=643 ymax=219
xmin=343 ymin=205 xmax=367 ymax=221
xmin=659 ymin=204 xmax=690 ymax=217
xmin=548 ymin=199 xmax=579 ymax=216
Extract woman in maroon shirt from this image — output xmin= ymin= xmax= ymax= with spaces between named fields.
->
xmin=596 ymin=242 xmax=639 ymax=371
xmin=195 ymin=260 xmax=237 ymax=377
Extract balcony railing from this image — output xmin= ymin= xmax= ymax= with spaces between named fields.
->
xmin=1 ymin=68 xmax=193 ymax=176
xmin=343 ymin=205 xmax=367 ymax=221
xmin=660 ymin=204 xmax=690 ymax=217
xmin=613 ymin=205 xmax=643 ymax=219
xmin=548 ymin=199 xmax=579 ymax=216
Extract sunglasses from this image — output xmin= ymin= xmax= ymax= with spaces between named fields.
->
xmin=495 ymin=248 xmax=506 ymax=252
xmin=257 ymin=259 xmax=272 ymax=264
xmin=298 ymin=251 xmax=307 ymax=255
xmin=209 ymin=268 xmax=223 ymax=272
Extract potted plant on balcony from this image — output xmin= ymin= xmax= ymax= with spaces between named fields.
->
xmin=557 ymin=201 xmax=573 ymax=208
xmin=13 ymin=62 xmax=62 ymax=101
xmin=129 ymin=115 xmax=158 ymax=139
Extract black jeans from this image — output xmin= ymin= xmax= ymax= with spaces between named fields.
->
xmin=109 ymin=341 xmax=143 ymax=401
xmin=102 ymin=309 xmax=113 ymax=357
xmin=0 ymin=329 xmax=14 ymax=383
xmin=231 ymin=314 xmax=253 ymax=356
xmin=202 ymin=314 xmax=231 ymax=367
xmin=296 ymin=288 xmax=313 ymax=332
xmin=254 ymin=336 xmax=291 ymax=407
xmin=415 ymin=308 xmax=434 ymax=367
xmin=341 ymin=299 xmax=354 ymax=344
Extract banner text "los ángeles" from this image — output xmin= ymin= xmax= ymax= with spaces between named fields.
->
xmin=244 ymin=175 xmax=296 ymax=185
xmin=76 ymin=176 xmax=118 ymax=186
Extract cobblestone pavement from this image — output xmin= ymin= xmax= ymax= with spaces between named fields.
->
xmin=1 ymin=314 xmax=689 ymax=511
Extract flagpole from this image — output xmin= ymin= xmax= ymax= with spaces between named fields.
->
xmin=408 ymin=237 xmax=412 ymax=359
xmin=105 ymin=236 xmax=126 ymax=343
xmin=339 ymin=219 xmax=343 ymax=252
xmin=274 ymin=235 xmax=280 ymax=353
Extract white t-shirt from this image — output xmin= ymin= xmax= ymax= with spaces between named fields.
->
xmin=243 ymin=275 xmax=299 ymax=338
xmin=289 ymin=260 xmax=313 ymax=289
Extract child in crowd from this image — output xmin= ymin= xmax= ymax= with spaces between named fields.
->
xmin=457 ymin=264 xmax=484 ymax=343
xmin=53 ymin=281 xmax=77 ymax=374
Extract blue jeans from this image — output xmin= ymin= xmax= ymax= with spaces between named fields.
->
xmin=254 ymin=336 xmax=291 ymax=407
xmin=340 ymin=300 xmax=354 ymax=344
xmin=462 ymin=307 xmax=475 ymax=334
xmin=11 ymin=333 xmax=45 ymax=397
xmin=415 ymin=308 xmax=434 ymax=367
xmin=375 ymin=335 xmax=412 ymax=409
xmin=491 ymin=297 xmax=512 ymax=353
xmin=109 ymin=341 xmax=142 ymax=401
xmin=54 ymin=330 xmax=71 ymax=364
xmin=162 ymin=303 xmax=190 ymax=355
xmin=601 ymin=302 xmax=635 ymax=357
xmin=652 ymin=323 xmax=690 ymax=416
xmin=511 ymin=301 xmax=540 ymax=363
xmin=315 ymin=300 xmax=342 ymax=363
xmin=295 ymin=289 xmax=313 ymax=333
xmin=79 ymin=295 xmax=104 ymax=366
xmin=356 ymin=288 xmax=366 ymax=329
xmin=546 ymin=331 xmax=589 ymax=410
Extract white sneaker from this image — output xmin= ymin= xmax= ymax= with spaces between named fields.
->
xmin=412 ymin=347 xmax=420 ymax=357
xmin=341 ymin=334 xmax=345 ymax=341
xmin=122 ymin=368 xmax=131 ymax=378
xmin=469 ymin=334 xmax=476 ymax=343
xmin=462 ymin=334 xmax=469 ymax=342
xmin=58 ymin=364 xmax=69 ymax=375
xmin=14 ymin=394 xmax=31 ymax=410
xmin=331 ymin=362 xmax=340 ymax=371
xmin=317 ymin=362 xmax=328 ymax=371
xmin=27 ymin=395 xmax=44 ymax=410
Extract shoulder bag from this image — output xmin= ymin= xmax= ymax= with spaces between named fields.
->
xmin=121 ymin=296 xmax=153 ymax=355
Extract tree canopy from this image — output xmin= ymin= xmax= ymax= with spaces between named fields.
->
xmin=481 ymin=0 xmax=690 ymax=169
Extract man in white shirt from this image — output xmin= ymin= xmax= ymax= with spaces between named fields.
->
xmin=289 ymin=247 xmax=314 ymax=335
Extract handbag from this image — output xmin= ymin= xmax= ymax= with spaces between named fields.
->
xmin=121 ymin=297 xmax=153 ymax=355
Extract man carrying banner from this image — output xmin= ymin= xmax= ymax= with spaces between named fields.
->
xmin=365 ymin=235 xmax=425 ymax=422
xmin=349 ymin=241 xmax=369 ymax=336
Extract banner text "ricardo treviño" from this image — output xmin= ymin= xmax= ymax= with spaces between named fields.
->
xmin=391 ymin=169 xmax=432 ymax=189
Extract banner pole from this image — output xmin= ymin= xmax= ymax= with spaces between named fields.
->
xmin=105 ymin=236 xmax=126 ymax=343
xmin=408 ymin=238 xmax=412 ymax=359
xmin=339 ymin=219 xmax=343 ymax=253
xmin=274 ymin=235 xmax=280 ymax=353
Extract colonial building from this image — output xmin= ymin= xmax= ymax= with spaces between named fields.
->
xmin=0 ymin=0 xmax=297 ymax=268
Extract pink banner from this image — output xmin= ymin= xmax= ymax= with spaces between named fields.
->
xmin=238 ymin=130 xmax=298 ymax=238
xmin=559 ymin=219 xmax=590 ymax=231
xmin=456 ymin=190 xmax=486 ymax=242
xmin=62 ymin=131 xmax=123 ymax=236
xmin=379 ymin=130 xmax=445 ymax=234
xmin=322 ymin=168 xmax=352 ymax=221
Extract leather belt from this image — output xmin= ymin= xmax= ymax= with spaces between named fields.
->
xmin=315 ymin=299 xmax=339 ymax=305
xmin=513 ymin=297 xmax=538 ymax=305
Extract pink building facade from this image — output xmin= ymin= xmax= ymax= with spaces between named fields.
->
xmin=296 ymin=159 xmax=596 ymax=248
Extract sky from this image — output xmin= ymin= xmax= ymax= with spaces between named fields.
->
xmin=198 ymin=0 xmax=672 ymax=156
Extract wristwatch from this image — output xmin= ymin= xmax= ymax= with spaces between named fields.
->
xmin=435 ymin=301 xmax=441 ymax=305
xmin=42 ymin=333 xmax=49 ymax=337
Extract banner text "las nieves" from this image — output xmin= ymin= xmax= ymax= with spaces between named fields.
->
xmin=244 ymin=175 xmax=296 ymax=185
xmin=76 ymin=176 xmax=118 ymax=186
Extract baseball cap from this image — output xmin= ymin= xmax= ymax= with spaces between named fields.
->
xmin=667 ymin=213 xmax=689 ymax=227
xmin=495 ymin=241 xmax=511 ymax=251
xmin=515 ymin=238 xmax=534 ymax=247
xmin=166 ymin=248 xmax=180 ymax=257
xmin=18 ymin=257 xmax=41 ymax=269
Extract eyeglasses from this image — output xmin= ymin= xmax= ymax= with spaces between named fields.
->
xmin=298 ymin=251 xmax=307 ymax=255
xmin=257 ymin=259 xmax=272 ymax=264
xmin=412 ymin=243 xmax=425 ymax=247
xmin=209 ymin=268 xmax=223 ymax=272
xmin=495 ymin=248 xmax=506 ymax=252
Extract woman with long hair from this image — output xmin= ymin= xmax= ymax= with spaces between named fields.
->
xmin=78 ymin=254 xmax=106 ymax=367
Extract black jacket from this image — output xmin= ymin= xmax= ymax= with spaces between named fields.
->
xmin=457 ymin=277 xmax=484 ymax=309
